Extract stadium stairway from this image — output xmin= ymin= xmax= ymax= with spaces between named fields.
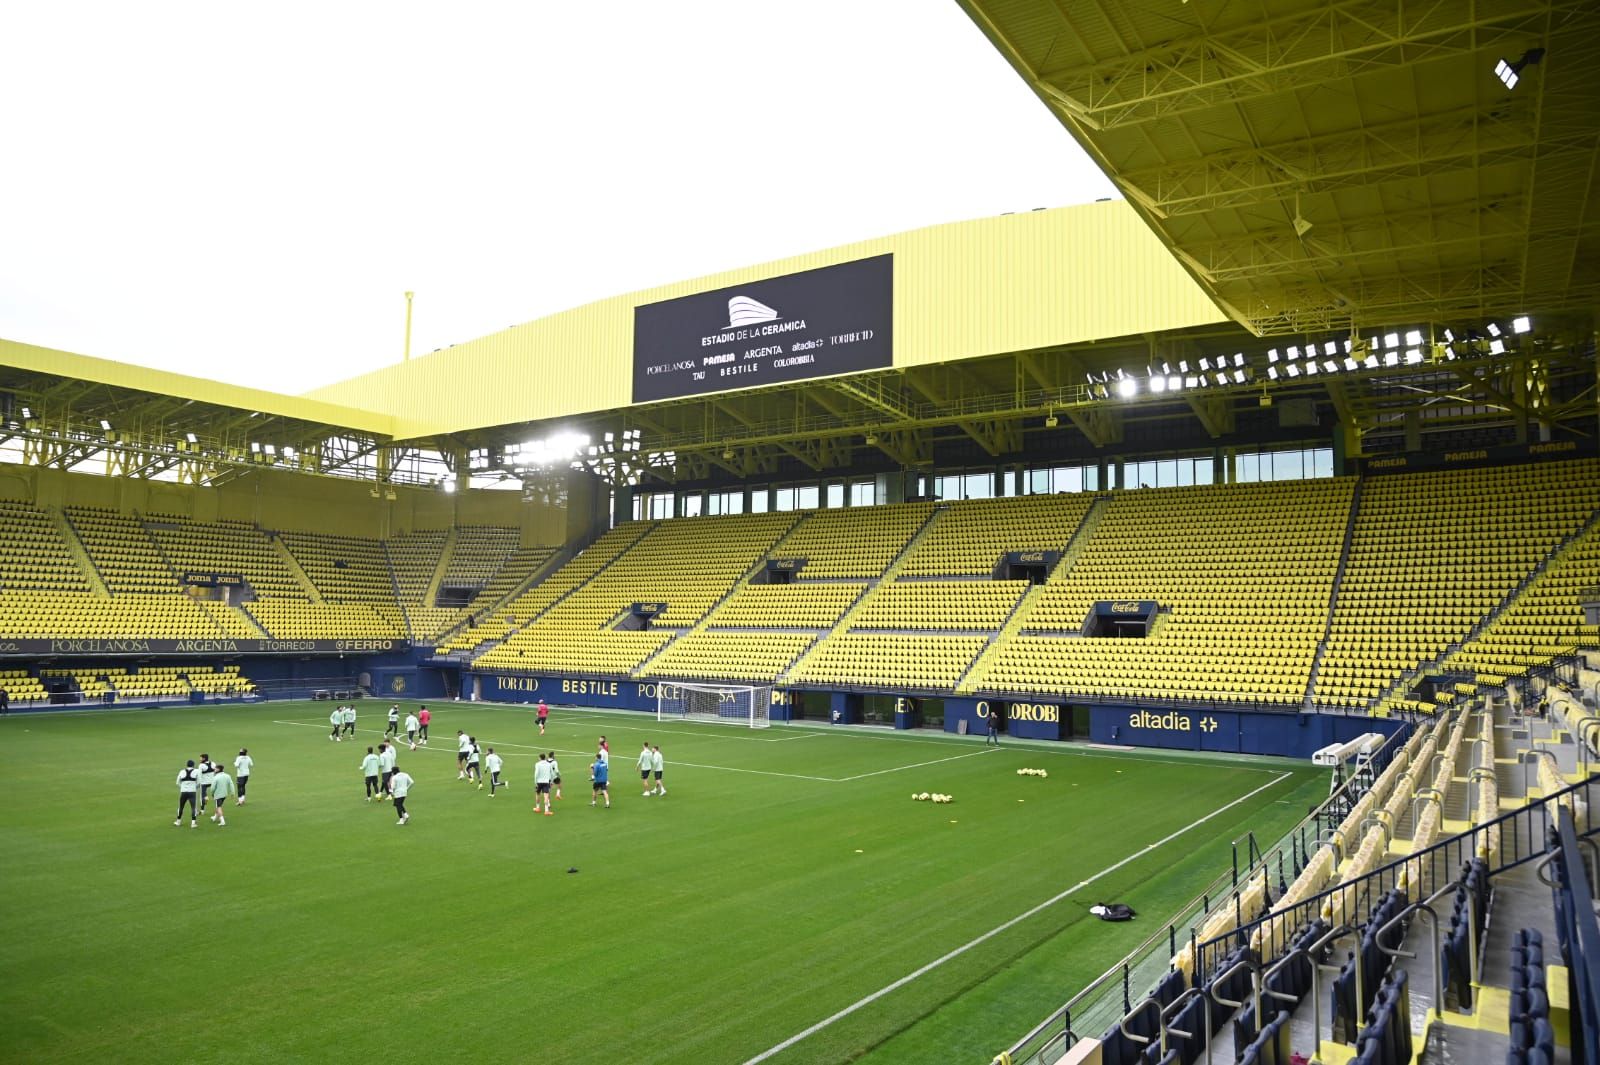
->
xmin=422 ymin=527 xmax=458 ymax=611
xmin=1371 ymin=503 xmax=1600 ymax=719
xmin=1304 ymin=476 xmax=1365 ymax=710
xmin=960 ymin=494 xmax=1112 ymax=690
xmin=267 ymin=533 xmax=323 ymax=602
xmin=777 ymin=504 xmax=946 ymax=684
xmin=956 ymin=495 xmax=1110 ymax=694
xmin=50 ymin=508 xmax=109 ymax=597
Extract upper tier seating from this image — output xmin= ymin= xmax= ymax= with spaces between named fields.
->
xmin=441 ymin=523 xmax=651 ymax=657
xmin=974 ymin=478 xmax=1353 ymax=705
xmin=1315 ymin=459 xmax=1600 ymax=708
xmin=442 ymin=526 xmax=519 ymax=586
xmin=66 ymin=507 xmax=177 ymax=593
xmin=475 ymin=513 xmax=794 ymax=675
xmin=898 ymin=493 xmax=1094 ymax=576
xmin=278 ymin=532 xmax=394 ymax=604
xmin=773 ymin=503 xmax=934 ymax=578
xmin=1444 ymin=520 xmax=1600 ymax=685
xmin=0 ymin=500 xmax=89 ymax=591
xmin=145 ymin=515 xmax=303 ymax=598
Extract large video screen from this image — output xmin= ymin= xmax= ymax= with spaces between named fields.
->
xmin=633 ymin=254 xmax=893 ymax=402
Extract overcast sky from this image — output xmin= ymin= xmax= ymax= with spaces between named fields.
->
xmin=0 ymin=1 xmax=1115 ymax=394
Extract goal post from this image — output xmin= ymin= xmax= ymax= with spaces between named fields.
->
xmin=657 ymin=682 xmax=772 ymax=729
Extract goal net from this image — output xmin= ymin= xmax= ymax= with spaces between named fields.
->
xmin=657 ymin=682 xmax=771 ymax=729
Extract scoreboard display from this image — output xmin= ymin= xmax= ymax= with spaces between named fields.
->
xmin=632 ymin=254 xmax=892 ymax=402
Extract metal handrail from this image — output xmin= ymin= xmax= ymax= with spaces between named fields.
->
xmin=1191 ymin=775 xmax=1600 ymax=977
xmin=1374 ymin=882 xmax=1458 ymax=1023
xmin=996 ymin=722 xmax=1420 ymax=1065
xmin=1115 ymin=996 xmax=1163 ymax=1052
xmin=1300 ymin=924 xmax=1355 ymax=1065
xmin=1205 ymin=956 xmax=1263 ymax=1035
xmin=1160 ymin=987 xmax=1210 ymax=1065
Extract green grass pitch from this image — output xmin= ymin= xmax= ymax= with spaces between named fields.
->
xmin=0 ymin=700 xmax=1326 ymax=1064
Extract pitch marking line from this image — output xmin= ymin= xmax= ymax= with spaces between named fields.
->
xmin=834 ymin=748 xmax=995 ymax=781
xmin=741 ymin=770 xmax=1295 ymax=1065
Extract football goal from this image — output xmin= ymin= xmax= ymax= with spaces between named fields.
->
xmin=656 ymin=682 xmax=772 ymax=728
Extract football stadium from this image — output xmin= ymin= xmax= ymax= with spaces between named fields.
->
xmin=3 ymin=3 xmax=1600 ymax=1064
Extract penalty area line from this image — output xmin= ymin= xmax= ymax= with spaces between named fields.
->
xmin=740 ymin=770 xmax=1295 ymax=1065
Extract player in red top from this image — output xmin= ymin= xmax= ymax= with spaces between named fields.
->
xmin=417 ymin=706 xmax=431 ymax=746
xmin=537 ymin=700 xmax=549 ymax=735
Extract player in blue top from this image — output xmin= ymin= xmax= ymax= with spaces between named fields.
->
xmin=590 ymin=754 xmax=610 ymax=809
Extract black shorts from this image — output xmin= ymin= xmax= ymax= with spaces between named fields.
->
xmin=537 ymin=782 xmax=550 ymax=794
xmin=593 ymin=780 xmax=607 ymax=792
xmin=458 ymin=751 xmax=469 ymax=761
xmin=641 ymin=770 xmax=650 ymax=780
xmin=214 ymin=797 xmax=227 ymax=809
xmin=654 ymin=770 xmax=663 ymax=780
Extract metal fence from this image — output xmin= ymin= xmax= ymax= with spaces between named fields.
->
xmin=997 ymin=722 xmax=1417 ymax=1065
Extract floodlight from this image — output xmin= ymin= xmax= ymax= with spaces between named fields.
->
xmin=1285 ymin=364 xmax=1301 ymax=377
xmin=1167 ymin=375 xmax=1182 ymax=391
xmin=1199 ymin=357 xmax=1211 ymax=371
xmin=1342 ymin=358 xmax=1358 ymax=371
xmin=1149 ymin=377 xmax=1166 ymax=394
xmin=1364 ymin=355 xmax=1379 ymax=369
xmin=1383 ymin=351 xmax=1398 ymax=366
xmin=186 ymin=432 xmax=197 ymax=443
xmin=1405 ymin=348 xmax=1424 ymax=364
xmin=1117 ymin=378 xmax=1137 ymax=398
xmin=1233 ymin=353 xmax=1245 ymax=367
xmin=1495 ymin=48 xmax=1544 ymax=90
xmin=1489 ymin=338 xmax=1507 ymax=355
xmin=1233 ymin=369 xmax=1247 ymax=384
xmin=1326 ymin=360 xmax=1341 ymax=373
xmin=1304 ymin=361 xmax=1319 ymax=375
xmin=100 ymin=419 xmax=112 ymax=431
xmin=1267 ymin=349 xmax=1280 ymax=363
xmin=1486 ymin=321 xmax=1502 ymax=337
xmin=1384 ymin=333 xmax=1400 ymax=349
xmin=1512 ymin=315 xmax=1531 ymax=334
xmin=1214 ymin=372 xmax=1229 ymax=386
xmin=1185 ymin=376 xmax=1200 ymax=388
xmin=1161 ymin=362 xmax=1172 ymax=375
xmin=1178 ymin=361 xmax=1190 ymax=373
xmin=1405 ymin=329 xmax=1423 ymax=346
xmin=1443 ymin=328 xmax=1455 ymax=342
xmin=1267 ymin=366 xmax=1279 ymax=380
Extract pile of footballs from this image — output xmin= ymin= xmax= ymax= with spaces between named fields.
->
xmin=912 ymin=792 xmax=954 ymax=804
xmin=1017 ymin=767 xmax=1049 ymax=778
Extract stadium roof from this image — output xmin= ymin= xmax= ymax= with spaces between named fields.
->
xmin=959 ymin=0 xmax=1600 ymax=335
xmin=3 ymin=1 xmax=1596 ymax=490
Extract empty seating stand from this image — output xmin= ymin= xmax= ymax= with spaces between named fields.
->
xmin=1507 ymin=929 xmax=1557 ymax=1065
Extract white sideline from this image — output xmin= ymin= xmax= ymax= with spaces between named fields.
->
xmin=739 ymin=770 xmax=1295 ymax=1065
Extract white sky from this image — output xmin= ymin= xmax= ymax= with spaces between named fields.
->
xmin=0 ymin=1 xmax=1116 ymax=394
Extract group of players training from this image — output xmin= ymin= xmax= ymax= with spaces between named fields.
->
xmin=355 ymin=700 xmax=669 ymax=825
xmin=175 ymin=700 xmax=670 ymax=829
xmin=174 ymin=748 xmax=253 ymax=827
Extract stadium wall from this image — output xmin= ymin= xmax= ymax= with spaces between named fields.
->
xmin=0 ymin=464 xmax=568 ymax=544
